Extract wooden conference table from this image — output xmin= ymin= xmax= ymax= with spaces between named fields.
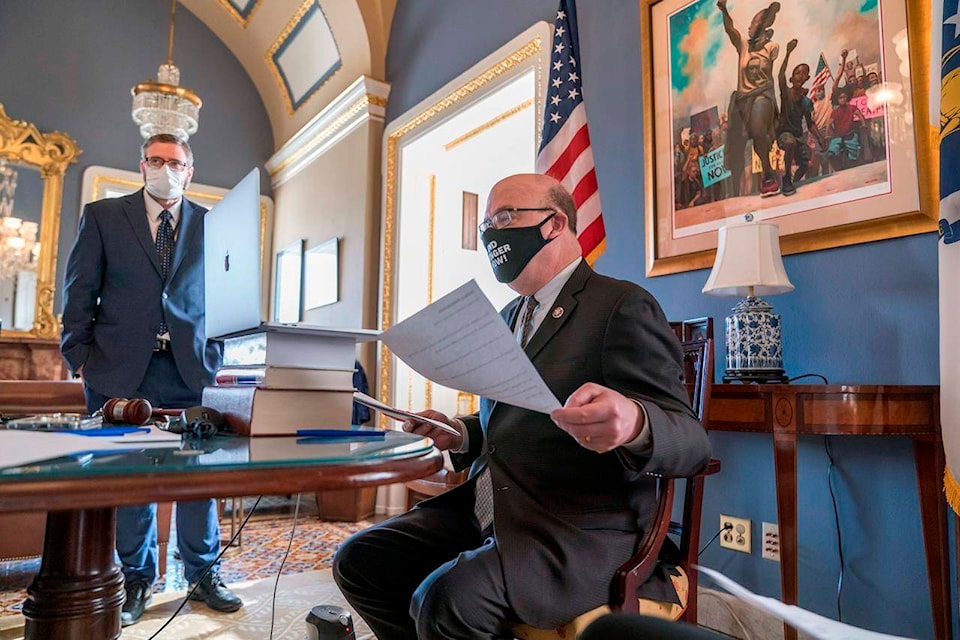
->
xmin=708 ymin=384 xmax=948 ymax=640
xmin=0 ymin=429 xmax=442 ymax=640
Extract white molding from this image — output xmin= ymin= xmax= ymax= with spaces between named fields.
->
xmin=266 ymin=75 xmax=391 ymax=188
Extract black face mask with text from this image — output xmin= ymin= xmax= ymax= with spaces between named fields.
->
xmin=481 ymin=212 xmax=556 ymax=283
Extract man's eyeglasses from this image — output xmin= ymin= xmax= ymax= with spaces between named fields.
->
xmin=479 ymin=207 xmax=555 ymax=234
xmin=143 ymin=156 xmax=190 ymax=173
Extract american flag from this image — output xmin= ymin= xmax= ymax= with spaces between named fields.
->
xmin=535 ymin=0 xmax=606 ymax=265
xmin=811 ymin=52 xmax=832 ymax=88
xmin=936 ymin=0 xmax=960 ymax=514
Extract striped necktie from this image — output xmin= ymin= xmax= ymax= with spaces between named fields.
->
xmin=157 ymin=209 xmax=173 ymax=334
xmin=518 ymin=295 xmax=539 ymax=348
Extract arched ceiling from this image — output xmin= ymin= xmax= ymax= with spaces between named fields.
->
xmin=180 ymin=0 xmax=395 ymax=148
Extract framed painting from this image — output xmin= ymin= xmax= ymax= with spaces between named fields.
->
xmin=641 ymin=0 xmax=936 ymax=276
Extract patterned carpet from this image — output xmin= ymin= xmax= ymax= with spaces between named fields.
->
xmin=0 ymin=495 xmax=372 ymax=618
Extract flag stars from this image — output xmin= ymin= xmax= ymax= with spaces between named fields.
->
xmin=551 ymin=95 xmax=561 ymax=106
xmin=556 ymin=26 xmax=565 ymax=38
xmin=553 ymin=60 xmax=563 ymax=72
xmin=568 ymin=88 xmax=580 ymax=100
xmin=550 ymin=112 xmax=562 ymax=123
xmin=555 ymin=42 xmax=565 ymax=54
xmin=947 ymin=9 xmax=960 ymax=40
xmin=557 ymin=10 xmax=566 ymax=19
xmin=552 ymin=77 xmax=563 ymax=88
xmin=568 ymin=72 xmax=579 ymax=83
xmin=569 ymin=57 xmax=577 ymax=67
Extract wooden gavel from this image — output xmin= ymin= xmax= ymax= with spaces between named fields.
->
xmin=101 ymin=397 xmax=182 ymax=425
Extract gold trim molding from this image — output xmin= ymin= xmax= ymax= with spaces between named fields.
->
xmin=0 ymin=102 xmax=81 ymax=339
xmin=216 ymin=0 xmax=263 ymax=27
xmin=444 ymin=98 xmax=535 ymax=151
xmin=379 ymin=35 xmax=545 ymax=407
xmin=265 ymin=0 xmax=341 ymax=116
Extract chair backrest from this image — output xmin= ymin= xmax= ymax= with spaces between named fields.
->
xmin=680 ymin=339 xmax=713 ymax=422
xmin=612 ymin=337 xmax=715 ymax=616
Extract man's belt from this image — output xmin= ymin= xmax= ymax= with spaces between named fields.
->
xmin=154 ymin=338 xmax=172 ymax=352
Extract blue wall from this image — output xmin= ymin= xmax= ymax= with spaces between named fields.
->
xmin=0 ymin=0 xmax=273 ymax=310
xmin=387 ymin=1 xmax=939 ymax=637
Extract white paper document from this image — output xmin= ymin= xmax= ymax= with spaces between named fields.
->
xmin=381 ymin=280 xmax=562 ymax=415
xmin=696 ymin=566 xmax=915 ymax=640
xmin=352 ymin=391 xmax=461 ymax=436
xmin=0 ymin=428 xmax=181 ymax=470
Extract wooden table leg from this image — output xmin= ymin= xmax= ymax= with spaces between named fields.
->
xmin=773 ymin=428 xmax=798 ymax=640
xmin=22 ymin=508 xmax=125 ymax=640
xmin=913 ymin=436 xmax=952 ymax=640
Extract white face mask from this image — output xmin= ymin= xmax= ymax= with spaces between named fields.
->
xmin=144 ymin=165 xmax=186 ymax=201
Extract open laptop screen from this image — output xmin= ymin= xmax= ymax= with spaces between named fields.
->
xmin=204 ymin=168 xmax=261 ymax=340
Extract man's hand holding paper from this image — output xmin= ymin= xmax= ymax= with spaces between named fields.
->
xmin=551 ymin=382 xmax=646 ymax=454
xmin=400 ymin=409 xmax=465 ymax=451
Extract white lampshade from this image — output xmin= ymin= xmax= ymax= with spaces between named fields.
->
xmin=702 ymin=220 xmax=794 ymax=297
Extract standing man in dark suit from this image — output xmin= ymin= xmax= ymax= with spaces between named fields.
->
xmin=333 ymin=173 xmax=712 ymax=639
xmin=61 ymin=134 xmax=242 ymax=626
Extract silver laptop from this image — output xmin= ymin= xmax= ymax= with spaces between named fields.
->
xmin=203 ymin=168 xmax=378 ymax=343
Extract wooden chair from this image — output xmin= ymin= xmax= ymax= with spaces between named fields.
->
xmin=0 ymin=381 xmax=173 ymax=577
xmin=515 ymin=338 xmax=720 ymax=638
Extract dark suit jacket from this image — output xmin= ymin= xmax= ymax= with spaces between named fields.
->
xmin=61 ymin=190 xmax=221 ymax=398
xmin=434 ymin=261 xmax=711 ymax=628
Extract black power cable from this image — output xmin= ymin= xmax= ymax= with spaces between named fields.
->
xmin=825 ymin=436 xmax=845 ymax=622
xmin=148 ymin=495 xmax=264 ymax=640
xmin=699 ymin=522 xmax=734 ymax=556
xmin=269 ymin=493 xmax=303 ymax=639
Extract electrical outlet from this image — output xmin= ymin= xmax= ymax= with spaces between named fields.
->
xmin=762 ymin=522 xmax=780 ymax=561
xmin=719 ymin=514 xmax=751 ymax=553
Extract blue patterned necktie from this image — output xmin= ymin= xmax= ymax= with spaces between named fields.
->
xmin=157 ymin=209 xmax=173 ymax=334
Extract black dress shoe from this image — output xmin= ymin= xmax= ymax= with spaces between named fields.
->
xmin=188 ymin=569 xmax=243 ymax=613
xmin=121 ymin=580 xmax=153 ymax=627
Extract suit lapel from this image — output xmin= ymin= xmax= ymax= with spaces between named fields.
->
xmin=123 ymin=190 xmax=162 ymax=277
xmin=168 ymin=198 xmax=200 ymax=282
xmin=523 ymin=260 xmax=592 ymax=361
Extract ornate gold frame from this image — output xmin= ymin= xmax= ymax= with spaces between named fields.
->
xmin=0 ymin=103 xmax=81 ymax=338
xmin=640 ymin=0 xmax=936 ymax=277
xmin=379 ymin=32 xmax=547 ymax=413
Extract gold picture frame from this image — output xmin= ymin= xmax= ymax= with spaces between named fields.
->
xmin=0 ymin=102 xmax=81 ymax=338
xmin=641 ymin=0 xmax=936 ymax=277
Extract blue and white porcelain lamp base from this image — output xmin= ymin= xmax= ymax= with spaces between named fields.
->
xmin=722 ymin=295 xmax=788 ymax=383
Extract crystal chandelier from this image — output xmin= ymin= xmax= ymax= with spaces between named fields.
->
xmin=131 ymin=0 xmax=202 ymax=140
xmin=0 ymin=163 xmax=40 ymax=281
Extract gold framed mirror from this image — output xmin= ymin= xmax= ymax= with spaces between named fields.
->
xmin=0 ymin=102 xmax=81 ymax=338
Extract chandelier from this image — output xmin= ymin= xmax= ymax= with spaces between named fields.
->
xmin=0 ymin=163 xmax=40 ymax=282
xmin=131 ymin=0 xmax=202 ymax=140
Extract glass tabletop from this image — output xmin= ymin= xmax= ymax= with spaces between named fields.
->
xmin=0 ymin=428 xmax=435 ymax=481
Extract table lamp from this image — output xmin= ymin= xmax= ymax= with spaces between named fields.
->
xmin=702 ymin=215 xmax=794 ymax=383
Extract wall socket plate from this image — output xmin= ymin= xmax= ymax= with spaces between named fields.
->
xmin=719 ymin=514 xmax=751 ymax=553
xmin=762 ymin=522 xmax=780 ymax=561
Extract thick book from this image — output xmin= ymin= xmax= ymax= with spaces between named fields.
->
xmin=221 ymin=330 xmax=361 ymax=369
xmin=202 ymin=385 xmax=355 ymax=436
xmin=215 ymin=366 xmax=355 ymax=390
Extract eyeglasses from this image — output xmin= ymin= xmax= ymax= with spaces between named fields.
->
xmin=479 ymin=207 xmax=555 ymax=234
xmin=143 ymin=156 xmax=190 ymax=172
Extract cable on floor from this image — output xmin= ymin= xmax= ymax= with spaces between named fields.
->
xmin=698 ymin=589 xmax=753 ymax=640
xmin=270 ymin=492 xmax=302 ymax=639
xmin=148 ymin=495 xmax=264 ymax=640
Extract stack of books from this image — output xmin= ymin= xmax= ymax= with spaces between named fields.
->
xmin=202 ymin=331 xmax=358 ymax=436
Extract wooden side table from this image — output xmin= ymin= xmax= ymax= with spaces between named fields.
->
xmin=708 ymin=384 xmax=949 ymax=640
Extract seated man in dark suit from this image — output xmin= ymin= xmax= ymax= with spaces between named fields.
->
xmin=61 ymin=134 xmax=241 ymax=626
xmin=333 ymin=174 xmax=711 ymax=639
